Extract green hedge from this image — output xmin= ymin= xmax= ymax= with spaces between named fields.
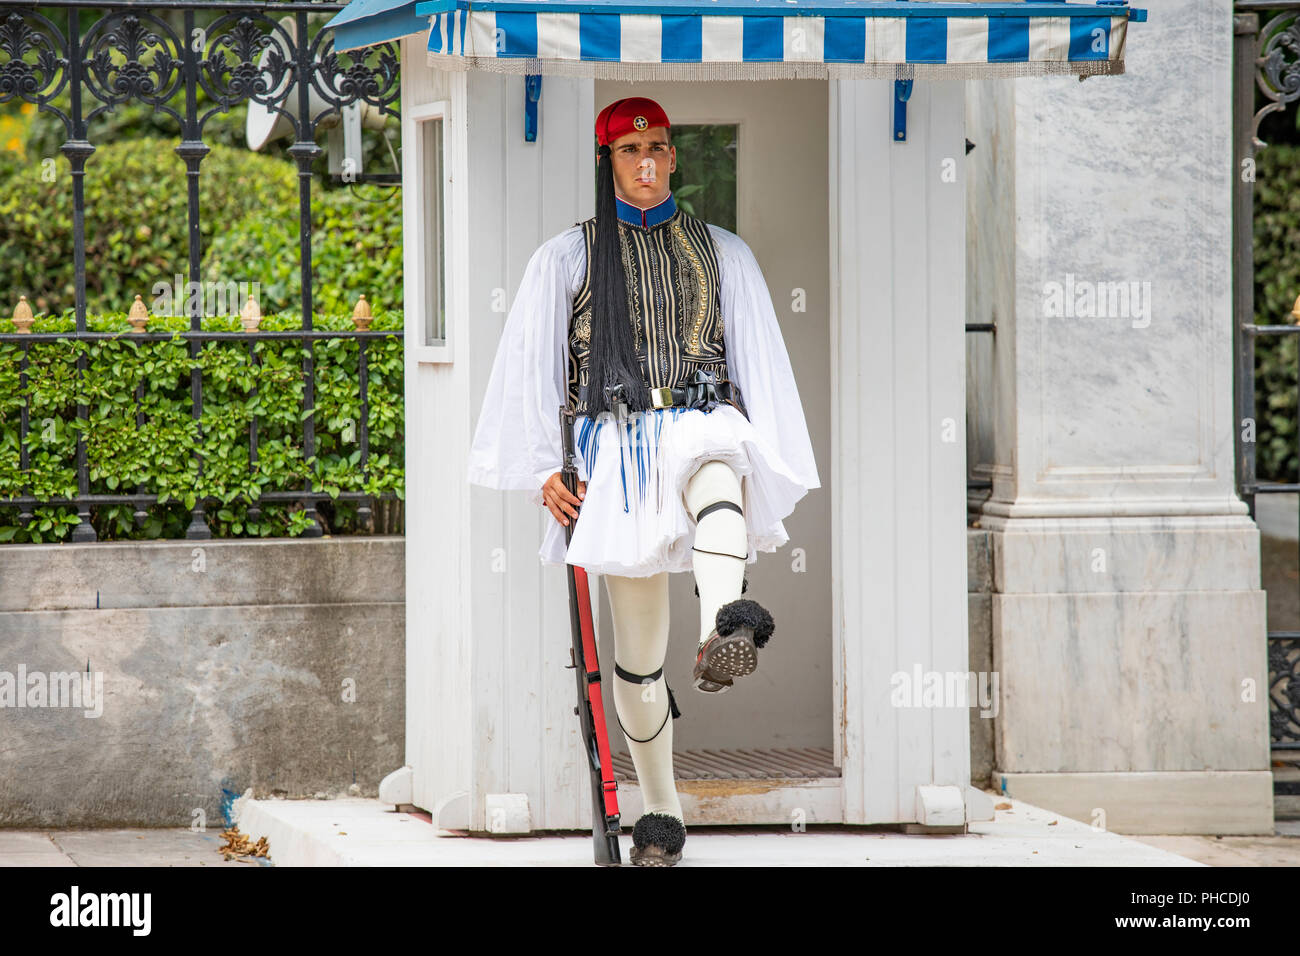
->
xmin=0 ymin=140 xmax=299 ymax=317
xmin=0 ymin=311 xmax=404 ymax=543
xmin=0 ymin=138 xmax=403 ymax=319
xmin=202 ymin=178 xmax=404 ymax=318
xmin=1254 ymin=143 xmax=1300 ymax=483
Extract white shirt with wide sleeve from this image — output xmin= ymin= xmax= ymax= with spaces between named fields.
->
xmin=466 ymin=225 xmax=585 ymax=509
xmin=465 ymin=219 xmax=820 ymax=509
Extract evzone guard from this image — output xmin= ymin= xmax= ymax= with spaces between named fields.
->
xmin=468 ymin=96 xmax=820 ymax=866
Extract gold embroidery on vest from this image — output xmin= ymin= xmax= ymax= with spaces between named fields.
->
xmin=671 ymin=221 xmax=710 ymax=355
xmin=566 ymin=211 xmax=742 ymax=417
xmin=617 ymin=224 xmax=643 ymax=344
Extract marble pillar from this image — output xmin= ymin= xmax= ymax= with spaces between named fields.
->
xmin=967 ymin=0 xmax=1273 ymax=834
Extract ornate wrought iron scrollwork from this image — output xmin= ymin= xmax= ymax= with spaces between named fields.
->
xmin=83 ymin=13 xmax=183 ymax=126
xmin=201 ymin=15 xmax=292 ymax=126
xmin=1253 ymin=9 xmax=1300 ymax=148
xmin=313 ymin=34 xmax=401 ymax=127
xmin=0 ymin=10 xmax=70 ymax=126
xmin=0 ymin=4 xmax=401 ymax=154
xmin=1270 ymin=637 xmax=1300 ymax=747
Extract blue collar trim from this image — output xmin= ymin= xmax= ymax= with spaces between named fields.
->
xmin=615 ymin=192 xmax=677 ymax=228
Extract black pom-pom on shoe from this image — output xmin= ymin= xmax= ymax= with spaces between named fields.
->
xmin=630 ymin=812 xmax=686 ymax=866
xmin=715 ymin=598 xmax=775 ymax=649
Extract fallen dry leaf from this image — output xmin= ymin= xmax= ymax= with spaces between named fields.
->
xmin=218 ymin=826 xmax=270 ymax=863
xmin=995 ymin=802 xmax=1012 ymax=810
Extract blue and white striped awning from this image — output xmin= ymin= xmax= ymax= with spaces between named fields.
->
xmin=411 ymin=0 xmax=1146 ymax=80
xmin=327 ymin=0 xmax=431 ymax=52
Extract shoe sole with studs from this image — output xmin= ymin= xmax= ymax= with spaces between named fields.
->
xmin=629 ymin=843 xmax=682 ymax=866
xmin=693 ymin=628 xmax=757 ymax=692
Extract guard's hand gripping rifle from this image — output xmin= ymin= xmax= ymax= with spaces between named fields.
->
xmin=559 ymin=396 xmax=622 ymax=866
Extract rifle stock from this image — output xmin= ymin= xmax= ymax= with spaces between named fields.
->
xmin=559 ymin=403 xmax=622 ymax=866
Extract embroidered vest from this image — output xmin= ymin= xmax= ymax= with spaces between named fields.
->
xmin=566 ymin=208 xmax=748 ymax=419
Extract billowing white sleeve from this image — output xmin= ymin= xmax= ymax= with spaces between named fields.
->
xmin=710 ymin=224 xmax=821 ymax=491
xmin=466 ymin=226 xmax=586 ymax=508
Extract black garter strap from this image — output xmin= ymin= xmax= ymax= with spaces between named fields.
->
xmin=692 ymin=499 xmax=747 ymax=560
xmin=692 ymin=546 xmax=748 ymax=560
xmin=695 ymin=499 xmax=743 ymax=522
xmin=614 ymin=662 xmax=682 ymax=739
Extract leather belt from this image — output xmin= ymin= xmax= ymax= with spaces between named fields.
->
xmin=580 ymin=370 xmax=737 ymax=412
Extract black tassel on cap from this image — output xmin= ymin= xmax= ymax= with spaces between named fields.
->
xmin=587 ymin=142 xmax=652 ymax=417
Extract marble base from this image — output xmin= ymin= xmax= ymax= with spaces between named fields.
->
xmin=993 ymin=588 xmax=1269 ymax=771
xmin=997 ymin=771 xmax=1275 ymax=835
xmin=981 ymin=513 xmax=1262 ymax=592
xmin=983 ymin=514 xmax=1271 ymax=820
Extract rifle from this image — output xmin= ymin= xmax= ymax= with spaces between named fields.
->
xmin=559 ymin=401 xmax=622 ymax=866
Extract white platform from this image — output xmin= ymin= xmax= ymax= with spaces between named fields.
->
xmin=236 ymin=796 xmax=1205 ymax=867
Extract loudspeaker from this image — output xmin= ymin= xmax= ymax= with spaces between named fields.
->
xmin=245 ymin=14 xmax=387 ymax=156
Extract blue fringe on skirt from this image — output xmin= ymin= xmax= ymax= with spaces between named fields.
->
xmin=576 ymin=407 xmax=694 ymax=514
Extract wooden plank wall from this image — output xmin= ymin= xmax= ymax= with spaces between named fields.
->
xmin=830 ymin=77 xmax=971 ymax=824
xmin=403 ymin=37 xmax=598 ymax=830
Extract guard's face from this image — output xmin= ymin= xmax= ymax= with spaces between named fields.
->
xmin=606 ymin=127 xmax=675 ymax=208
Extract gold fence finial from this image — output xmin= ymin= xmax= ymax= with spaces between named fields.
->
xmin=11 ymin=294 xmax=33 ymax=333
xmin=241 ymin=294 xmax=262 ymax=333
xmin=352 ymin=294 xmax=372 ymax=332
xmin=1292 ymin=293 xmax=1300 ymax=325
xmin=128 ymin=294 xmax=149 ymax=332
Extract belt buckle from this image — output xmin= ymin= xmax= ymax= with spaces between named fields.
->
xmin=650 ymin=386 xmax=673 ymax=409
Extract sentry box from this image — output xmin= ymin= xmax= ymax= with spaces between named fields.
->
xmin=336 ymin=0 xmax=1295 ymax=841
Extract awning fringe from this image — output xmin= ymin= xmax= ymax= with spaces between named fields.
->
xmin=424 ymin=50 xmax=1125 ymax=81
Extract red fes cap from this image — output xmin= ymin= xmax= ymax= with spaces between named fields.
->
xmin=595 ymin=97 xmax=671 ymax=147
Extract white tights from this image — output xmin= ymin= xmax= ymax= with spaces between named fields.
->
xmin=604 ymin=459 xmax=748 ymax=824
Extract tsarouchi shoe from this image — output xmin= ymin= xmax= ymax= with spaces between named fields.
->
xmin=692 ymin=598 xmax=774 ymax=693
xmin=629 ymin=812 xmax=686 ymax=866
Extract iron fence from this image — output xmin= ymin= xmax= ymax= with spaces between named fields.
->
xmin=0 ymin=0 xmax=403 ymax=540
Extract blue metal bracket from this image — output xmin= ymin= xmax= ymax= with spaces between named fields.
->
xmin=893 ymin=78 xmax=912 ymax=142
xmin=1097 ymin=0 xmax=1146 ymax=22
xmin=525 ymin=73 xmax=542 ymax=141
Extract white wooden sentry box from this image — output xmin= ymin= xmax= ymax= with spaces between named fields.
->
xmin=323 ymin=0 xmax=1147 ymax=833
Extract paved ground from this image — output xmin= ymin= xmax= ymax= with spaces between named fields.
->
xmin=2 ymin=806 xmax=1296 ymax=866
xmin=230 ymin=795 xmax=1299 ymax=867
xmin=0 ymin=828 xmax=267 ymax=867
xmin=1132 ymin=824 xmax=1300 ymax=867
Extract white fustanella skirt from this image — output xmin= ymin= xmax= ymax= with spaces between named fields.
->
xmin=539 ymin=403 xmax=810 ymax=577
